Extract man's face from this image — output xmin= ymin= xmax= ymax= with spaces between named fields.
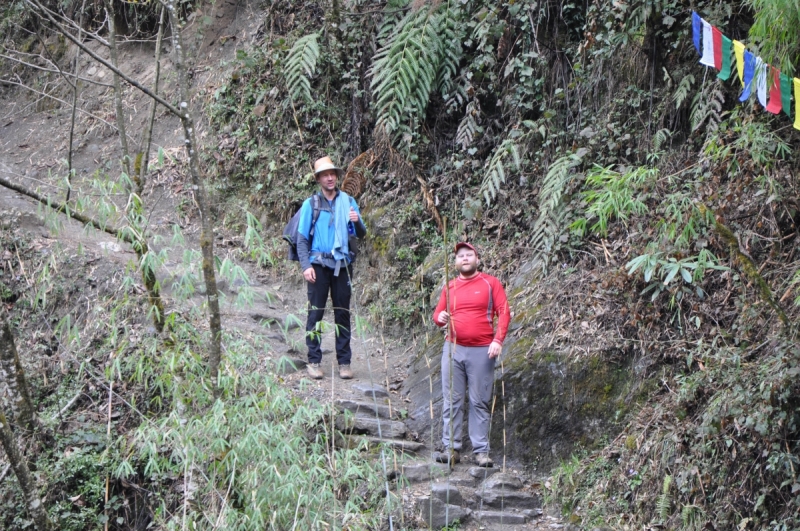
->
xmin=455 ymin=248 xmax=478 ymax=276
xmin=316 ymin=169 xmax=338 ymax=192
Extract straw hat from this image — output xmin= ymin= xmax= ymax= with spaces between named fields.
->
xmin=313 ymin=156 xmax=344 ymax=178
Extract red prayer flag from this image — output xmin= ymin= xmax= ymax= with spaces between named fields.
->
xmin=766 ymin=67 xmax=783 ymax=114
xmin=712 ymin=27 xmax=723 ymax=70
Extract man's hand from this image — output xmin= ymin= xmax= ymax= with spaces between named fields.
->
xmin=488 ymin=340 xmax=502 ymax=359
xmin=303 ymin=267 xmax=316 ymax=283
xmin=437 ymin=311 xmax=450 ymax=326
xmin=349 ymin=207 xmax=359 ymax=222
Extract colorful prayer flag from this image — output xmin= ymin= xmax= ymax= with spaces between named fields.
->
xmin=794 ymin=78 xmax=800 ymax=130
xmin=718 ymin=36 xmax=732 ymax=80
xmin=734 ymin=40 xmax=746 ymax=84
xmin=739 ymin=51 xmax=756 ymax=101
xmin=700 ymin=20 xmax=715 ymax=67
xmin=766 ymin=67 xmax=783 ymax=114
xmin=756 ymin=57 xmax=768 ymax=108
xmin=692 ymin=12 xmax=703 ymax=55
xmin=781 ymin=73 xmax=792 ymax=117
xmin=712 ymin=27 xmax=723 ymax=70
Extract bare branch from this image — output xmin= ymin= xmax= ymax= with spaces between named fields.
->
xmin=23 ymin=0 xmax=181 ymax=117
xmin=0 ymin=53 xmax=113 ymax=88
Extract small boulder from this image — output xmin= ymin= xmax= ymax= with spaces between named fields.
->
xmin=431 ymin=483 xmax=462 ymax=505
xmin=482 ymin=472 xmax=523 ymax=490
xmin=417 ymin=496 xmax=470 ymax=529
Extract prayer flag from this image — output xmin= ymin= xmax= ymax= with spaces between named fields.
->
xmin=700 ymin=20 xmax=715 ymax=67
xmin=739 ymin=51 xmax=756 ymax=101
xmin=756 ymin=57 xmax=768 ymax=108
xmin=794 ymin=78 xmax=800 ymax=130
xmin=692 ymin=12 xmax=702 ymax=55
xmin=712 ymin=26 xmax=723 ymax=70
xmin=734 ymin=40 xmax=746 ymax=84
xmin=781 ymin=73 xmax=792 ymax=117
xmin=766 ymin=67 xmax=782 ymax=114
xmin=717 ymin=36 xmax=732 ymax=80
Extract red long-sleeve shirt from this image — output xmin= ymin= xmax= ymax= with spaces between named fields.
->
xmin=432 ymin=272 xmax=511 ymax=347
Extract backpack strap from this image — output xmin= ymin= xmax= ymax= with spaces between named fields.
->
xmin=308 ymin=193 xmax=322 ymax=241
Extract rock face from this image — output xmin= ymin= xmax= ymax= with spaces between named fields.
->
xmin=403 ymin=271 xmax=640 ymax=471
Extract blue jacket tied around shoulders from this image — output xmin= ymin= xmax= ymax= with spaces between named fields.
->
xmin=296 ymin=190 xmax=366 ymax=276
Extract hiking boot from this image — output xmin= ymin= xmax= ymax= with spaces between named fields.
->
xmin=434 ymin=449 xmax=460 ymax=465
xmin=339 ymin=365 xmax=353 ymax=379
xmin=475 ymin=452 xmax=493 ymax=468
xmin=307 ymin=363 xmax=323 ymax=380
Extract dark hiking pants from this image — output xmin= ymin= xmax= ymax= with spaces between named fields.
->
xmin=305 ymin=263 xmax=352 ymax=366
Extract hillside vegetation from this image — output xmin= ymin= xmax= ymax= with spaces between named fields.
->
xmin=1 ymin=0 xmax=800 ymax=530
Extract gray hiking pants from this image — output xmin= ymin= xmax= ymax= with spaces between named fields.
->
xmin=441 ymin=342 xmax=495 ymax=454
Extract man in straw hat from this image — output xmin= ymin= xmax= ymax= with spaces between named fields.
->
xmin=432 ymin=242 xmax=510 ymax=467
xmin=296 ymin=156 xmax=366 ymax=380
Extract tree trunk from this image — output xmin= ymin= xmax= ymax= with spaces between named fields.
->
xmin=0 ymin=311 xmax=37 ymax=433
xmin=166 ymin=0 xmax=223 ymax=395
xmin=66 ymin=0 xmax=87 ymax=203
xmin=136 ymin=5 xmax=165 ymax=196
xmin=103 ymin=0 xmax=131 ymax=177
xmin=0 ymin=410 xmax=52 ymax=531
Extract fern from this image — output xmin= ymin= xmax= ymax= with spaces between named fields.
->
xmin=376 ymin=0 xmax=413 ymax=47
xmin=690 ymin=80 xmax=724 ymax=133
xmin=674 ymin=74 xmax=694 ymax=109
xmin=284 ymin=33 xmax=320 ymax=104
xmin=653 ymin=128 xmax=672 ymax=152
xmin=456 ymin=100 xmax=481 ymax=150
xmin=479 ymin=139 xmax=521 ymax=205
xmin=370 ymin=2 xmax=462 ymax=150
xmin=656 ymin=475 xmax=672 ymax=522
xmin=529 ymin=154 xmax=582 ymax=274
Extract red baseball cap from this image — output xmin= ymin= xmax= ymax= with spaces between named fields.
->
xmin=454 ymin=242 xmax=478 ymax=254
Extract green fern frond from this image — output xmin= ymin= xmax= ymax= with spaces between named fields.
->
xmin=456 ymin=100 xmax=482 ymax=150
xmin=529 ymin=154 xmax=582 ymax=274
xmin=690 ymin=81 xmax=724 ymax=133
xmin=370 ymin=2 xmax=463 ymax=151
xmin=284 ymin=33 xmax=320 ymax=104
xmin=656 ymin=475 xmax=672 ymax=521
xmin=674 ymin=74 xmax=694 ymax=109
xmin=479 ymin=139 xmax=521 ymax=205
xmin=653 ymin=128 xmax=672 ymax=152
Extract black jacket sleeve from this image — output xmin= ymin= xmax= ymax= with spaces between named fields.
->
xmin=354 ymin=219 xmax=367 ymax=238
xmin=297 ymin=234 xmax=312 ymax=271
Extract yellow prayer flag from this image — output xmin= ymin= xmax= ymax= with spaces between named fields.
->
xmin=794 ymin=78 xmax=800 ymax=130
xmin=734 ymin=40 xmax=746 ymax=85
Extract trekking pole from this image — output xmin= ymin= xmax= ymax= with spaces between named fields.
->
xmin=442 ymin=217 xmax=457 ymax=522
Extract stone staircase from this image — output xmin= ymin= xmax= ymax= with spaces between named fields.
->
xmin=331 ymin=381 xmax=545 ymax=529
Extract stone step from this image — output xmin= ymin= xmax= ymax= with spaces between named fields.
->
xmin=474 ymin=510 xmax=528 ymax=524
xmin=475 ymin=488 xmax=541 ymax=510
xmin=335 ymin=414 xmax=406 ymax=438
xmin=351 ymin=382 xmax=389 ymax=398
xmin=335 ymin=398 xmax=391 ymax=419
xmin=340 ymin=434 xmax=425 ymax=454
xmin=388 ymin=462 xmax=450 ymax=483
xmin=417 ymin=495 xmax=470 ymax=529
xmin=431 ymin=483 xmax=462 ymax=505
xmin=482 ymin=472 xmax=523 ymax=490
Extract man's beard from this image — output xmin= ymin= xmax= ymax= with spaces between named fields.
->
xmin=458 ymin=263 xmax=477 ymax=276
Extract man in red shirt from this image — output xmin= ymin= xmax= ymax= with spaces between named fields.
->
xmin=432 ymin=242 xmax=511 ymax=467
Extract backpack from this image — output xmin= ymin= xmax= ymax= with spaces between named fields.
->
xmin=282 ymin=194 xmax=322 ymax=261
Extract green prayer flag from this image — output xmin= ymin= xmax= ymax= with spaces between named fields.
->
xmin=717 ymin=36 xmax=733 ymax=80
xmin=781 ymin=73 xmax=792 ymax=117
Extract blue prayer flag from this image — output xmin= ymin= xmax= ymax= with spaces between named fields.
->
xmin=739 ymin=51 xmax=756 ymax=101
xmin=692 ymin=12 xmax=702 ymax=55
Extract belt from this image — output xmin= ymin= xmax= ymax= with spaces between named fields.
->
xmin=311 ymin=252 xmax=344 ymax=276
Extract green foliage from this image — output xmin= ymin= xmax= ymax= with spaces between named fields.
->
xmin=572 ymin=165 xmax=655 ymax=238
xmin=479 ymin=139 xmax=521 ymax=205
xmin=690 ymin=80 xmax=724 ymax=134
xmin=529 ymin=154 xmax=581 ymax=273
xmin=370 ymin=2 xmax=462 ymax=150
xmin=284 ymin=32 xmax=320 ymax=104
xmin=747 ymin=0 xmax=800 ymax=75
xmin=121 ymin=328 xmax=387 ymax=530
